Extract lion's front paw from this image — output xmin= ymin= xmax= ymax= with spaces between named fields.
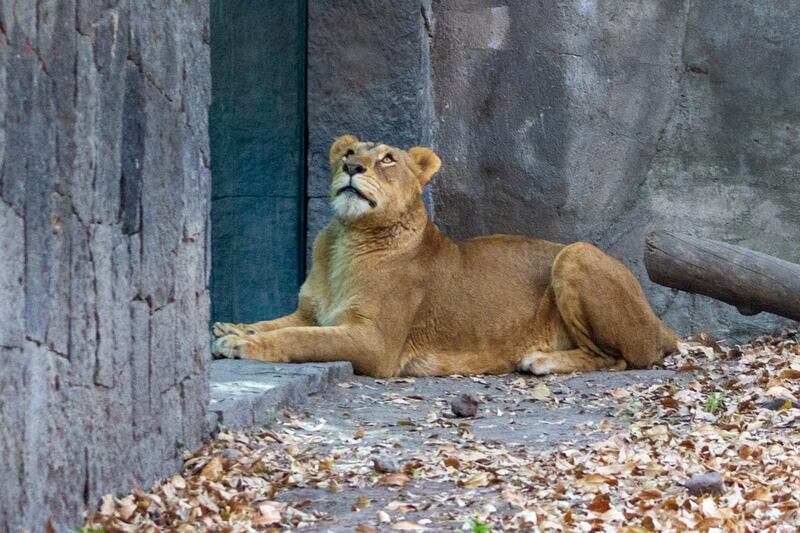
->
xmin=211 ymin=321 xmax=245 ymax=339
xmin=210 ymin=334 xmax=288 ymax=363
xmin=211 ymin=334 xmax=249 ymax=359
xmin=516 ymin=352 xmax=555 ymax=376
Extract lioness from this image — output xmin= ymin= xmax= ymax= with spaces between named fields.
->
xmin=211 ymin=135 xmax=677 ymax=377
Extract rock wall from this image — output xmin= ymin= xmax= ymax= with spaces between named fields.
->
xmin=427 ymin=0 xmax=799 ymax=338
xmin=0 ymin=1 xmax=211 ymax=531
xmin=306 ymin=0 xmax=435 ymax=263
xmin=305 ymin=1 xmax=798 ymax=338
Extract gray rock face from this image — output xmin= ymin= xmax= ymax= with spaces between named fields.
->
xmin=0 ymin=2 xmax=211 ymax=531
xmin=306 ymin=1 xmax=799 ymax=338
xmin=306 ymin=0 xmax=435 ymax=263
xmin=429 ymin=1 xmax=799 ymax=338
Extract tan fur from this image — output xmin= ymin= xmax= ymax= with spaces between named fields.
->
xmin=211 ymin=136 xmax=677 ymax=377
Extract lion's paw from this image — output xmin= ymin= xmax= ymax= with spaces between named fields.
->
xmin=211 ymin=334 xmax=248 ymax=359
xmin=211 ymin=322 xmax=245 ymax=339
xmin=516 ymin=352 xmax=555 ymax=376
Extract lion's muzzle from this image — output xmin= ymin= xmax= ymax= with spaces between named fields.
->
xmin=336 ymin=185 xmax=376 ymax=208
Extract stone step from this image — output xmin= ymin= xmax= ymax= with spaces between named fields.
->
xmin=208 ymin=360 xmax=353 ymax=430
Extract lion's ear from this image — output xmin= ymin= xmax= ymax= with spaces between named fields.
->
xmin=407 ymin=146 xmax=441 ymax=187
xmin=329 ymin=135 xmax=359 ymax=167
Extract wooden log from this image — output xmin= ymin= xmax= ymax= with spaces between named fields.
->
xmin=644 ymin=231 xmax=800 ymax=322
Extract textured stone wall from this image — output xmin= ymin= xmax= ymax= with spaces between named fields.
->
xmin=305 ymin=1 xmax=798 ymax=338
xmin=306 ymin=0 xmax=435 ymax=263
xmin=427 ymin=0 xmax=799 ymax=338
xmin=0 ymin=1 xmax=211 ymax=531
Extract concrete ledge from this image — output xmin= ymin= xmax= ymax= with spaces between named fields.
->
xmin=208 ymin=360 xmax=353 ymax=429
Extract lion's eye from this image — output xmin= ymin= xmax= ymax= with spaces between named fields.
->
xmin=342 ymin=149 xmax=355 ymax=160
xmin=381 ymin=154 xmax=394 ymax=164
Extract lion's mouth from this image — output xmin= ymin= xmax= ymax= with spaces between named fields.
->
xmin=336 ymin=185 xmax=376 ymax=208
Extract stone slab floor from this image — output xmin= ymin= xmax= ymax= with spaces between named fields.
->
xmin=209 ymin=360 xmax=353 ymax=429
xmin=109 ymin=365 xmax=692 ymax=530
xmin=259 ymin=369 xmax=685 ymax=531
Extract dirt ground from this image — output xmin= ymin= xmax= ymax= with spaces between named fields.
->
xmin=87 ymin=330 xmax=800 ymax=532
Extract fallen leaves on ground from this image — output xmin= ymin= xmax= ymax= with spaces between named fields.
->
xmin=530 ymin=382 xmax=551 ymax=401
xmin=85 ymin=329 xmax=800 ymax=531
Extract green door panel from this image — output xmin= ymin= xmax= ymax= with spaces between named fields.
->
xmin=210 ymin=0 xmax=306 ymax=323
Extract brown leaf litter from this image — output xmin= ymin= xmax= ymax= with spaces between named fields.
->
xmin=86 ymin=329 xmax=800 ymax=531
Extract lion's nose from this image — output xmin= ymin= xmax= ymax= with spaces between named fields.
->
xmin=344 ymin=162 xmax=366 ymax=176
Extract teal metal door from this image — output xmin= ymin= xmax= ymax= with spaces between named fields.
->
xmin=210 ymin=1 xmax=306 ymax=323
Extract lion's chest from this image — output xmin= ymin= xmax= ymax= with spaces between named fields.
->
xmin=313 ymin=239 xmax=361 ymax=327
xmin=314 ymin=292 xmax=354 ymax=327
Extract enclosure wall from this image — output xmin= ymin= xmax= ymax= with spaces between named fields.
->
xmin=306 ymin=0 xmax=435 ymax=263
xmin=0 ymin=1 xmax=211 ymax=531
xmin=306 ymin=1 xmax=799 ymax=339
xmin=429 ymin=1 xmax=799 ymax=338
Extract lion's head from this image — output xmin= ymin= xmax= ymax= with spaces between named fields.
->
xmin=328 ymin=135 xmax=441 ymax=222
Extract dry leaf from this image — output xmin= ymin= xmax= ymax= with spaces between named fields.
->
xmin=765 ymin=385 xmax=798 ymax=401
xmin=640 ymin=516 xmax=657 ymax=531
xmin=252 ymin=501 xmax=284 ymax=526
xmin=660 ymin=397 xmax=679 ymax=409
xmin=637 ymin=489 xmax=661 ymax=500
xmin=644 ymin=424 xmax=669 ymax=440
xmin=377 ymin=473 xmax=410 ymax=486
xmin=586 ymin=493 xmax=612 ymax=513
xmin=200 ymin=456 xmax=223 ymax=480
xmin=442 ymin=456 xmax=460 ymax=469
xmin=459 ymin=471 xmax=491 ymax=488
xmin=531 ymin=382 xmax=551 ymax=401
xmin=386 ymin=501 xmax=418 ymax=513
xmin=118 ymin=495 xmax=137 ymax=521
xmin=621 ymin=526 xmax=652 ymax=533
xmin=391 ymin=521 xmax=428 ymax=531
xmin=99 ymin=494 xmax=115 ymax=516
xmin=747 ymin=485 xmax=773 ymax=503
xmin=353 ymin=495 xmax=371 ymax=511
xmin=779 ymin=368 xmax=800 ymax=380
xmin=579 ymin=473 xmax=618 ymax=486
